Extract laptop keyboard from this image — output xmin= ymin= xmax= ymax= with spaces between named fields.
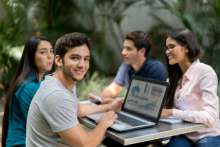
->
xmin=115 ymin=112 xmax=147 ymax=126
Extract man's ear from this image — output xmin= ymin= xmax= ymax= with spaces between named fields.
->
xmin=139 ymin=48 xmax=146 ymax=56
xmin=55 ymin=55 xmax=62 ymax=67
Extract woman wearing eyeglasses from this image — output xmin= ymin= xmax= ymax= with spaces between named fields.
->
xmin=161 ymin=28 xmax=220 ymax=147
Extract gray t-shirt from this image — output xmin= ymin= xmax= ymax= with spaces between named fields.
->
xmin=26 ymin=75 xmax=79 ymax=147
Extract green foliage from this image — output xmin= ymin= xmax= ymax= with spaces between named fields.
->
xmin=0 ymin=0 xmax=24 ymax=97
xmin=6 ymin=0 xmax=45 ymax=32
xmin=76 ymin=72 xmax=127 ymax=101
xmin=90 ymin=44 xmax=114 ymax=74
xmin=0 ymin=54 xmax=19 ymax=95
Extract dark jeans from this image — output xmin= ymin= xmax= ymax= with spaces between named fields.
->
xmin=166 ymin=135 xmax=220 ymax=147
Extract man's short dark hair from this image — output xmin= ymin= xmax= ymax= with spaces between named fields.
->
xmin=125 ymin=31 xmax=152 ymax=57
xmin=54 ymin=32 xmax=93 ymax=62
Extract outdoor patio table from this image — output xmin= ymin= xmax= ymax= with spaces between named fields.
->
xmin=79 ymin=117 xmax=208 ymax=146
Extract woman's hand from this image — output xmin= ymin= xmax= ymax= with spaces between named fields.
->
xmin=160 ymin=109 xmax=173 ymax=118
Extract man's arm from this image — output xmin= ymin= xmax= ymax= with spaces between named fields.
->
xmin=58 ymin=111 xmax=117 ymax=147
xmin=77 ymin=98 xmax=124 ymax=118
xmin=88 ymin=82 xmax=124 ymax=103
xmin=101 ymin=82 xmax=124 ymax=98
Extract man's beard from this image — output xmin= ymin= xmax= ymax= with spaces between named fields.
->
xmin=62 ymin=64 xmax=84 ymax=82
xmin=124 ymin=54 xmax=139 ymax=65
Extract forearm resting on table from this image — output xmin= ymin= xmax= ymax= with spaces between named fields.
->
xmin=86 ymin=123 xmax=109 ymax=146
xmin=77 ymin=103 xmax=112 ymax=117
xmin=173 ymin=108 xmax=218 ymax=126
xmin=101 ymin=82 xmax=123 ymax=98
xmin=58 ymin=123 xmax=108 ymax=147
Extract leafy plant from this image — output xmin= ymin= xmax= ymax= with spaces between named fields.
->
xmin=0 ymin=0 xmax=23 ymax=98
xmin=76 ymin=72 xmax=127 ymax=101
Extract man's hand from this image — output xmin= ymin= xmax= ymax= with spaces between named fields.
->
xmin=160 ymin=109 xmax=173 ymax=118
xmin=88 ymin=93 xmax=101 ymax=103
xmin=95 ymin=111 xmax=117 ymax=127
xmin=88 ymin=93 xmax=116 ymax=104
xmin=101 ymin=97 xmax=114 ymax=104
xmin=110 ymin=98 xmax=125 ymax=111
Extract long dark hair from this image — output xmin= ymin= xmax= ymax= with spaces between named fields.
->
xmin=1 ymin=36 xmax=52 ymax=147
xmin=164 ymin=28 xmax=202 ymax=108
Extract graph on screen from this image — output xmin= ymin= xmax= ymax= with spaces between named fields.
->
xmin=124 ymin=79 xmax=166 ymax=118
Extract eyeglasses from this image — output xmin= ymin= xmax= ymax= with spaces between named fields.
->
xmin=164 ymin=44 xmax=179 ymax=52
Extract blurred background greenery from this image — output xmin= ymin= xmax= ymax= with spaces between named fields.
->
xmin=0 ymin=0 xmax=220 ymax=103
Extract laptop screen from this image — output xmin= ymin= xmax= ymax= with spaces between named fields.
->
xmin=124 ymin=78 xmax=168 ymax=119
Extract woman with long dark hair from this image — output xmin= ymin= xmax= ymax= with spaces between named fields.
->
xmin=161 ymin=28 xmax=220 ymax=147
xmin=1 ymin=36 xmax=54 ymax=147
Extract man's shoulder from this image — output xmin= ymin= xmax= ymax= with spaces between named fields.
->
xmin=32 ymin=89 xmax=77 ymax=115
xmin=144 ymin=58 xmax=166 ymax=70
xmin=46 ymin=90 xmax=73 ymax=100
xmin=119 ymin=61 xmax=129 ymax=68
xmin=33 ymin=78 xmax=67 ymax=103
xmin=41 ymin=76 xmax=65 ymax=91
xmin=116 ymin=61 xmax=130 ymax=73
xmin=148 ymin=58 xmax=164 ymax=65
xmin=142 ymin=58 xmax=167 ymax=81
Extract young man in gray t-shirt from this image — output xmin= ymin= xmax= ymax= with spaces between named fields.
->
xmin=26 ymin=33 xmax=124 ymax=147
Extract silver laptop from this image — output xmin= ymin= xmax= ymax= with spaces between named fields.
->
xmin=87 ymin=76 xmax=170 ymax=132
